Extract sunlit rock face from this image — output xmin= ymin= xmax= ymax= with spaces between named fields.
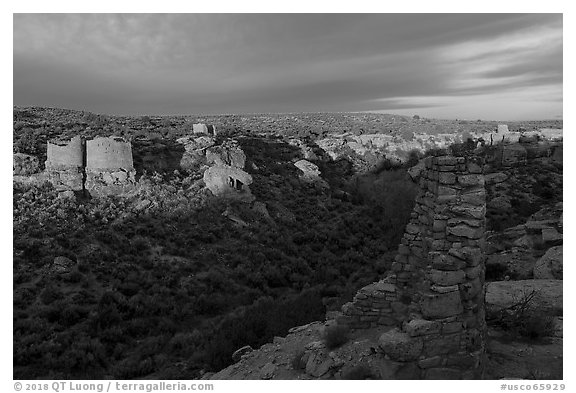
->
xmin=203 ymin=164 xmax=254 ymax=203
xmin=206 ymin=140 xmax=246 ymax=169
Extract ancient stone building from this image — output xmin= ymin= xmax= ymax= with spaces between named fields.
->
xmin=192 ymin=123 xmax=217 ymax=136
xmin=193 ymin=123 xmax=208 ymax=135
xmin=86 ymin=137 xmax=134 ymax=170
xmin=336 ymin=155 xmax=487 ymax=379
xmin=85 ymin=137 xmax=136 ymax=196
xmin=203 ymin=165 xmax=254 ymax=202
xmin=43 ymin=136 xmax=135 ymax=195
xmin=44 ymin=136 xmax=84 ymax=191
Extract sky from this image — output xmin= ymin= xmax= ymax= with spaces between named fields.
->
xmin=13 ymin=13 xmax=563 ymax=120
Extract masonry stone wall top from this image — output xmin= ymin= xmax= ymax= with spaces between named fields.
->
xmin=45 ymin=136 xmax=83 ymax=169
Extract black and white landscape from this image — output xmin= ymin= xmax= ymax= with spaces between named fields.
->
xmin=13 ymin=13 xmax=563 ymax=380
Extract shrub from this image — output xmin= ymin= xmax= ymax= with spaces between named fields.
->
xmin=519 ymin=314 xmax=555 ymax=339
xmin=39 ymin=285 xmax=62 ymax=305
xmin=486 ymin=290 xmax=556 ymax=340
xmin=323 ymin=324 xmax=349 ymax=349
xmin=342 ymin=364 xmax=373 ymax=380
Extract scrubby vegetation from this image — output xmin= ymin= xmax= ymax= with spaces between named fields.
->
xmin=13 ymin=116 xmax=419 ymax=379
xmin=486 ymin=291 xmax=556 ymax=341
xmin=323 ymin=325 xmax=350 ymax=350
xmin=13 ymin=107 xmax=563 ymax=379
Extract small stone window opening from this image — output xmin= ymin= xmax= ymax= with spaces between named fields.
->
xmin=228 ymin=177 xmax=235 ymax=188
xmin=235 ymin=179 xmax=243 ymax=191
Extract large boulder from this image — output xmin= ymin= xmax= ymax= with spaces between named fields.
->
xmin=378 ymin=328 xmax=423 ymax=361
xmin=533 ymin=246 xmax=562 ymax=280
xmin=52 ymin=256 xmax=76 ymax=274
xmin=203 ymin=164 xmax=254 ymax=202
xmin=176 ymin=136 xmax=215 ymax=171
xmin=485 ymin=280 xmax=563 ymax=316
xmin=13 ymin=153 xmax=40 ymax=175
xmin=206 ymin=140 xmax=246 ymax=169
xmin=231 ymin=345 xmax=253 ymax=363
xmin=294 ymin=160 xmax=321 ymax=181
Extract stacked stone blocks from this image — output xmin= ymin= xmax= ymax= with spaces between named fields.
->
xmin=337 ymin=155 xmax=487 ymax=379
xmin=44 ymin=136 xmax=85 ymax=191
xmin=44 ymin=136 xmax=135 ymax=195
xmin=85 ymin=137 xmax=136 ymax=196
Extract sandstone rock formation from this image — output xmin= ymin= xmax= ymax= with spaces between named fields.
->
xmin=485 ymin=280 xmax=563 ymax=316
xmin=13 ymin=153 xmax=40 ymax=175
xmin=294 ymin=159 xmax=324 ymax=183
xmin=533 ymin=246 xmax=562 ymax=280
xmin=287 ymin=138 xmax=318 ymax=160
xmin=176 ymin=136 xmax=215 ymax=171
xmin=232 ymin=345 xmax=253 ymax=363
xmin=206 ymin=140 xmax=246 ymax=169
xmin=203 ymin=165 xmax=254 ymax=202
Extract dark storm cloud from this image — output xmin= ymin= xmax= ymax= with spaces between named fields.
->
xmin=13 ymin=13 xmax=562 ymax=119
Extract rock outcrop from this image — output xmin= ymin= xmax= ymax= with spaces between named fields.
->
xmin=485 ymin=280 xmax=563 ymax=316
xmin=203 ymin=165 xmax=254 ymax=202
xmin=294 ymin=159 xmax=325 ymax=185
xmin=176 ymin=136 xmax=216 ymax=171
xmin=206 ymin=140 xmax=246 ymax=169
xmin=533 ymin=246 xmax=562 ymax=280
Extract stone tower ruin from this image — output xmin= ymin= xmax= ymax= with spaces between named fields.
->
xmin=337 ymin=155 xmax=487 ymax=379
xmin=44 ymin=136 xmax=135 ymax=195
xmin=44 ymin=136 xmax=84 ymax=191
xmin=85 ymin=137 xmax=136 ymax=196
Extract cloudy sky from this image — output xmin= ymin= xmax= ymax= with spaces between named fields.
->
xmin=13 ymin=14 xmax=562 ymax=119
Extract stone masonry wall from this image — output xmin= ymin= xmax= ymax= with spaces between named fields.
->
xmin=44 ymin=136 xmax=84 ymax=191
xmin=86 ymin=137 xmax=134 ymax=170
xmin=85 ymin=137 xmax=136 ymax=196
xmin=45 ymin=135 xmax=84 ymax=169
xmin=44 ymin=136 xmax=135 ymax=195
xmin=336 ymin=155 xmax=487 ymax=379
